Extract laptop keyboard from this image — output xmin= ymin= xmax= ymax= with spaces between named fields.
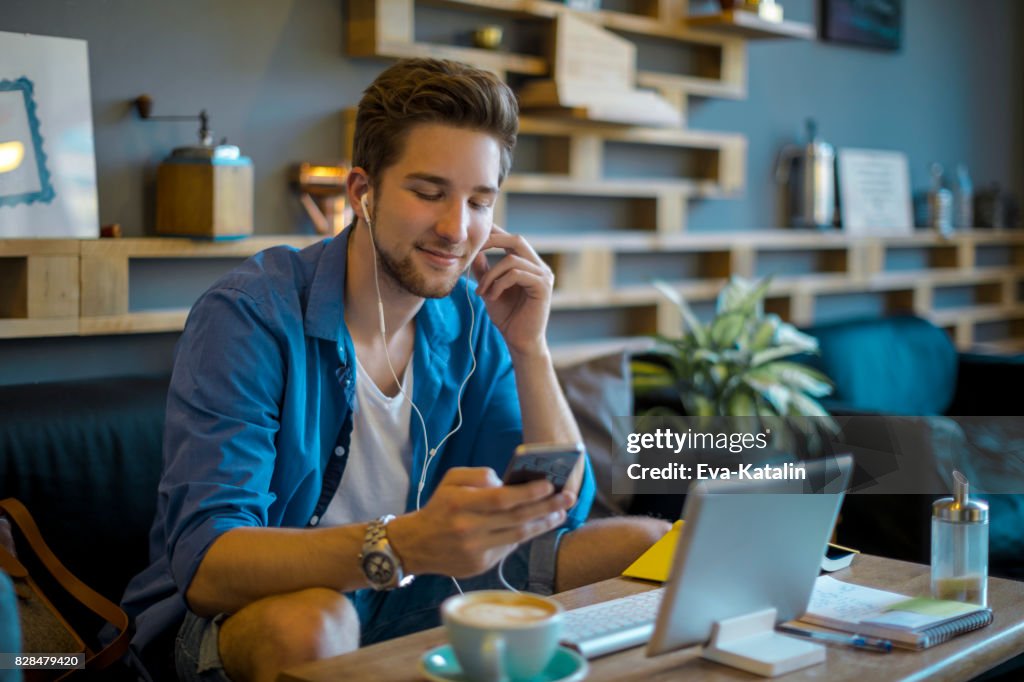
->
xmin=561 ymin=588 xmax=665 ymax=658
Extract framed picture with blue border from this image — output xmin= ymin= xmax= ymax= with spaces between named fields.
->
xmin=0 ymin=77 xmax=56 ymax=207
xmin=0 ymin=31 xmax=98 ymax=238
xmin=821 ymin=0 xmax=902 ymax=51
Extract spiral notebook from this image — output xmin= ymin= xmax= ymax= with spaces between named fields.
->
xmin=799 ymin=576 xmax=993 ymax=650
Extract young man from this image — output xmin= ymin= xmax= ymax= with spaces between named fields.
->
xmin=120 ymin=58 xmax=668 ymax=682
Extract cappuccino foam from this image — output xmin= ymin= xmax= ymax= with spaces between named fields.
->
xmin=456 ymin=600 xmax=553 ymax=627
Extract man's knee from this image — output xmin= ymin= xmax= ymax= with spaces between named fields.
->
xmin=609 ymin=516 xmax=673 ymax=558
xmin=555 ymin=516 xmax=671 ymax=592
xmin=220 ymin=588 xmax=359 ymax=680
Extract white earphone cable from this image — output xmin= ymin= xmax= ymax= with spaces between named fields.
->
xmin=363 ymin=197 xmax=482 ymax=595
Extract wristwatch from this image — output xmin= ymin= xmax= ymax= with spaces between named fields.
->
xmin=359 ymin=514 xmax=414 ymax=590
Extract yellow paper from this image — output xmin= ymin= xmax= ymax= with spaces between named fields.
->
xmin=621 ymin=520 xmax=683 ymax=582
xmin=889 ymin=597 xmax=978 ymax=618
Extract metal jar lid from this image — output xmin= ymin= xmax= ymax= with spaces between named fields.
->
xmin=933 ymin=470 xmax=989 ymax=523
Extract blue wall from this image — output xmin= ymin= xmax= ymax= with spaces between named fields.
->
xmin=1 ymin=0 xmax=1022 ymax=384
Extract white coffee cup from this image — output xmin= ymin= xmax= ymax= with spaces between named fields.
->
xmin=441 ymin=590 xmax=563 ymax=682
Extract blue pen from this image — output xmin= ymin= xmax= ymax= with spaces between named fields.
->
xmin=777 ymin=625 xmax=893 ymax=653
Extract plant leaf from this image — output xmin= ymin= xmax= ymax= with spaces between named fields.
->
xmin=774 ymin=323 xmax=820 ymax=353
xmin=709 ymin=311 xmax=748 ymax=348
xmin=653 ymin=280 xmax=707 ymax=346
xmin=788 ymin=391 xmax=835 ymax=419
xmin=743 ymin=375 xmax=791 ymax=415
xmin=725 ymin=389 xmax=758 ymax=417
xmin=751 ymin=344 xmax=813 ymax=367
xmin=718 ymin=276 xmax=770 ymax=317
xmin=750 ymin=361 xmax=834 ymax=398
xmin=749 ymin=316 xmax=779 ymax=351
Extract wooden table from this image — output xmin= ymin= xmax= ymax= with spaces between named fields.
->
xmin=280 ymin=555 xmax=1024 ymax=682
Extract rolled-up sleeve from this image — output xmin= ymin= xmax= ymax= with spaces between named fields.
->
xmin=160 ymin=286 xmax=285 ymax=593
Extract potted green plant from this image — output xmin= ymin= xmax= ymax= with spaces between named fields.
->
xmin=634 ymin=276 xmax=836 ymax=427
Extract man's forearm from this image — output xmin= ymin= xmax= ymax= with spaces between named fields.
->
xmin=185 ymin=524 xmax=369 ymax=617
xmin=510 ymin=347 xmax=583 ymax=447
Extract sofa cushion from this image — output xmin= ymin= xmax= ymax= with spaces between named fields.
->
xmin=0 ymin=376 xmax=169 ymax=603
xmin=555 ymin=350 xmax=636 ymax=518
xmin=802 ymin=316 xmax=958 ymax=416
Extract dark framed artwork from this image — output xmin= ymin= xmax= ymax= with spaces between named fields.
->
xmin=821 ymin=0 xmax=902 ymax=51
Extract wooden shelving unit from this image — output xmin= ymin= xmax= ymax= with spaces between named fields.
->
xmin=7 ymin=3 xmax=1019 ymax=358
xmin=3 ymin=232 xmax=1021 ymax=355
xmin=0 ymin=237 xmax=319 ymax=339
xmin=0 ymin=239 xmax=80 ymax=339
xmin=685 ymin=11 xmax=816 ymax=40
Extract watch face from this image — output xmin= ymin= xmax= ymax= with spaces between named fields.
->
xmin=362 ymin=551 xmax=395 ymax=585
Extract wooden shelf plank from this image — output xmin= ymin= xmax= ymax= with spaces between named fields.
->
xmin=376 ymin=40 xmax=548 ymax=75
xmin=874 ymin=267 xmax=1020 ymax=288
xmin=928 ymin=304 xmax=1024 ymax=327
xmin=79 ymin=236 xmax=323 ymax=258
xmin=503 ymin=175 xmax=722 ymax=197
xmin=0 ymin=239 xmax=81 ymax=256
xmin=518 ymin=117 xmax=745 ymax=148
xmin=637 ymin=71 xmax=745 ymax=100
xmin=685 ymin=11 xmax=815 ymax=40
xmin=971 ymin=338 xmax=1024 ymax=355
xmin=420 ymin=0 xmax=732 ymax=45
xmin=550 ymin=335 xmax=656 ymax=365
xmin=0 ymin=318 xmax=79 ymax=339
xmin=79 ymin=310 xmax=190 ymax=336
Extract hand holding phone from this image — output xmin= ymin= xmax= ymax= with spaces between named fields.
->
xmin=502 ymin=442 xmax=584 ymax=494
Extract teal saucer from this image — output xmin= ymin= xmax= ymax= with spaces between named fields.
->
xmin=419 ymin=643 xmax=588 ymax=682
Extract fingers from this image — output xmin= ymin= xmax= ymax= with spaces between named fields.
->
xmin=466 ymin=490 xmax=574 ymax=537
xmin=460 ymin=477 xmax=556 ymax=512
xmin=486 ymin=508 xmax=568 ymax=547
xmin=439 ymin=466 xmax=502 ymax=489
xmin=482 ymin=229 xmax=535 ymax=259
xmin=476 ymin=254 xmax=550 ymax=298
xmin=481 ymin=268 xmax=551 ymax=303
xmin=436 ymin=468 xmax=565 ymax=512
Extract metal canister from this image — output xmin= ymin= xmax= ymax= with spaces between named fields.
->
xmin=775 ymin=119 xmax=836 ymax=229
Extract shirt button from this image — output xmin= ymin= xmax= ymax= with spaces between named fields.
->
xmin=334 ymin=446 xmax=346 ymax=457
xmin=309 ymin=515 xmax=320 ymax=526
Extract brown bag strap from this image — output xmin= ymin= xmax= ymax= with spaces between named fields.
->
xmin=0 ymin=498 xmax=130 ymax=670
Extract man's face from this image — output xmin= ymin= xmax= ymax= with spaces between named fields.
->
xmin=367 ymin=123 xmax=501 ymax=299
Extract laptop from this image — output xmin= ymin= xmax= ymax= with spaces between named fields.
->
xmin=562 ymin=455 xmax=853 ymax=662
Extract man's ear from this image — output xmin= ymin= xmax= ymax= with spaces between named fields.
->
xmin=346 ymin=167 xmax=372 ymax=224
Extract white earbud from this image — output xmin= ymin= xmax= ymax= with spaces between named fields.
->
xmin=361 ymin=194 xmax=372 ymax=228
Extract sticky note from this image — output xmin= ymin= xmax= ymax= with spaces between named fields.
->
xmin=621 ymin=520 xmax=683 ymax=583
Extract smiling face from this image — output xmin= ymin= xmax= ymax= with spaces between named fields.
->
xmin=365 ymin=123 xmax=501 ymax=299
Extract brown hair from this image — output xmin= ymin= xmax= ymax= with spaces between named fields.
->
xmin=352 ymin=58 xmax=519 ymax=186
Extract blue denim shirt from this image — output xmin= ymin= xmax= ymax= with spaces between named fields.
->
xmin=120 ymin=229 xmax=595 ymax=667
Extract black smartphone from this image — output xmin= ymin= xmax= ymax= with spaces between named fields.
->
xmin=502 ymin=442 xmax=584 ymax=493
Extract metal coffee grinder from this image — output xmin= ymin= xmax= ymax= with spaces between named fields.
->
xmin=775 ymin=119 xmax=836 ymax=229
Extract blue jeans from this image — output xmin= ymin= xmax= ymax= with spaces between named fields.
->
xmin=174 ymin=529 xmax=566 ymax=681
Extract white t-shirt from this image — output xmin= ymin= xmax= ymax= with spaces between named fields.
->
xmin=321 ymin=356 xmax=414 ymax=525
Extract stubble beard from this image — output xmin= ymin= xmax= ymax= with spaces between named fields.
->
xmin=376 ymin=241 xmax=464 ymax=299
